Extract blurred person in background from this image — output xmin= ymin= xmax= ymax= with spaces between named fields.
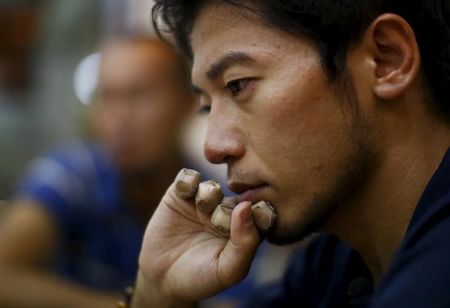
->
xmin=0 ymin=37 xmax=196 ymax=307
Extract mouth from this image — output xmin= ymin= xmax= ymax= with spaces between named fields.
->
xmin=228 ymin=181 xmax=269 ymax=204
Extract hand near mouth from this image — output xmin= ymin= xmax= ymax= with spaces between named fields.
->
xmin=134 ymin=168 xmax=276 ymax=307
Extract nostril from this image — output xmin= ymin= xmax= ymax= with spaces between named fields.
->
xmin=204 ymin=143 xmax=226 ymax=164
xmin=204 ymin=138 xmax=245 ymax=165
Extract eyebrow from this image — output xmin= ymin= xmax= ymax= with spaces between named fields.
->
xmin=206 ymin=51 xmax=255 ymax=81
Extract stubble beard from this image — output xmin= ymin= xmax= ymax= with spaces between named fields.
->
xmin=266 ymin=73 xmax=376 ymax=245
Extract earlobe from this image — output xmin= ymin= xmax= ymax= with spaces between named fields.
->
xmin=368 ymin=14 xmax=420 ymax=100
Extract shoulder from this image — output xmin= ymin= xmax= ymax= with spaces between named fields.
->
xmin=19 ymin=141 xmax=113 ymax=186
xmin=373 ymin=194 xmax=450 ymax=306
xmin=14 ymin=142 xmax=117 ymax=223
xmin=242 ymin=234 xmax=369 ymax=307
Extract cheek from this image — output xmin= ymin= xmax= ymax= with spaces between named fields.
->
xmin=249 ymin=73 xmax=352 ymax=187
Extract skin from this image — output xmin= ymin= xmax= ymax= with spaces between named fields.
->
xmin=93 ymin=39 xmax=194 ymax=220
xmin=0 ymin=39 xmax=194 ymax=307
xmin=191 ymin=7 xmax=375 ymax=246
xmin=133 ymin=3 xmax=450 ymax=307
xmin=93 ymin=39 xmax=192 ymax=173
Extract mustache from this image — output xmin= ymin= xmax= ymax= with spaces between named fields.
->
xmin=227 ymin=167 xmax=265 ymax=184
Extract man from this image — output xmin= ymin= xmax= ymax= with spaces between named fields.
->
xmin=129 ymin=1 xmax=450 ymax=307
xmin=0 ymin=37 xmax=195 ymax=307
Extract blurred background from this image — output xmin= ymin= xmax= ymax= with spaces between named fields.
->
xmin=0 ymin=0 xmax=218 ymax=199
xmin=0 ymin=1 xmax=298 ymax=307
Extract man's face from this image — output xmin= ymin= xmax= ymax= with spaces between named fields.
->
xmin=94 ymin=42 xmax=191 ymax=172
xmin=191 ymin=4 xmax=374 ymax=244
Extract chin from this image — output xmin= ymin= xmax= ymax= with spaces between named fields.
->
xmin=266 ymin=214 xmax=327 ymax=245
xmin=267 ymin=197 xmax=335 ymax=245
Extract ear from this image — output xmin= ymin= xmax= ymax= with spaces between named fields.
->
xmin=364 ymin=14 xmax=420 ymax=100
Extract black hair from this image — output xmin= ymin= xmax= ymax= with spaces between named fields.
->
xmin=152 ymin=0 xmax=450 ymax=119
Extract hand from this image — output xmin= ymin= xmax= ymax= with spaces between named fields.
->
xmin=137 ymin=169 xmax=262 ymax=303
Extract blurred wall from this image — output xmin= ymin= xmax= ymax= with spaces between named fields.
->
xmin=0 ymin=1 xmax=101 ymax=198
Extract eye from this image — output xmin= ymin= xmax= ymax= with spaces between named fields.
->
xmin=226 ymin=79 xmax=249 ymax=96
xmin=198 ymin=105 xmax=211 ymax=114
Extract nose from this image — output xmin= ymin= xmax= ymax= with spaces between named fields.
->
xmin=204 ymin=110 xmax=245 ymax=165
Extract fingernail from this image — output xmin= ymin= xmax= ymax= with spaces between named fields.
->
xmin=175 ymin=168 xmax=200 ymax=199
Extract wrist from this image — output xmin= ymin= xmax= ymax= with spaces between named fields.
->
xmin=131 ymin=271 xmax=195 ymax=308
xmin=131 ymin=272 xmax=154 ymax=308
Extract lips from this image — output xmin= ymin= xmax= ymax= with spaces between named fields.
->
xmin=238 ymin=186 xmax=269 ymax=203
xmin=228 ymin=181 xmax=269 ymax=203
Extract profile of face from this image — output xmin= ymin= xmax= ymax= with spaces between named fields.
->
xmin=191 ymin=4 xmax=375 ymax=244
xmin=93 ymin=40 xmax=193 ymax=172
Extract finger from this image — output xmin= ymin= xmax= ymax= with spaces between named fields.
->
xmin=219 ymin=201 xmax=261 ymax=286
xmin=195 ymin=180 xmax=224 ymax=213
xmin=230 ymin=201 xmax=261 ymax=252
xmin=252 ymin=201 xmax=277 ymax=235
xmin=174 ymin=168 xmax=201 ymax=199
xmin=210 ymin=197 xmax=238 ymax=236
xmin=210 ymin=203 xmax=233 ymax=236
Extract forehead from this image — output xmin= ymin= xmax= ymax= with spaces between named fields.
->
xmin=100 ymin=43 xmax=175 ymax=85
xmin=190 ymin=3 xmax=308 ymax=82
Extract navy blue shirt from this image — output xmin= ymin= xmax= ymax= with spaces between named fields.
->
xmin=244 ymin=149 xmax=450 ymax=307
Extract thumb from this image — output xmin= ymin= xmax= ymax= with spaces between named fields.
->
xmin=218 ymin=201 xmax=261 ymax=286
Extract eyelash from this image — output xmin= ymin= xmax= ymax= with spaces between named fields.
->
xmin=226 ymin=79 xmax=249 ymax=96
xmin=198 ymin=105 xmax=211 ymax=114
xmin=197 ymin=78 xmax=251 ymax=114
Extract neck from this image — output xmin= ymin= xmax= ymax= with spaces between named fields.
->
xmin=121 ymin=154 xmax=184 ymax=223
xmin=324 ymin=113 xmax=450 ymax=284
